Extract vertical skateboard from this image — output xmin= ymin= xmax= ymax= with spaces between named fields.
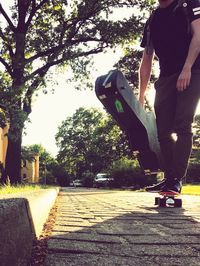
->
xmin=155 ymin=192 xmax=182 ymax=207
xmin=95 ymin=69 xmax=162 ymax=176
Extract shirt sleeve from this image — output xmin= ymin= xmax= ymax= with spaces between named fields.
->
xmin=140 ymin=20 xmax=148 ymax=48
xmin=187 ymin=0 xmax=200 ymax=22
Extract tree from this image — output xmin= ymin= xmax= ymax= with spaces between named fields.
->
xmin=109 ymin=157 xmax=157 ymax=188
xmin=22 ymin=144 xmax=68 ymax=184
xmin=0 ymin=0 xmax=155 ymax=183
xmin=193 ymin=115 xmax=200 ymax=150
xmin=51 ymin=164 xmax=70 ymax=186
xmin=55 ymin=107 xmax=129 ymax=177
xmin=23 ymin=144 xmax=55 ymax=164
xmin=186 ymin=114 xmax=200 ymax=182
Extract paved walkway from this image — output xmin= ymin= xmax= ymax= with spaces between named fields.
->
xmin=44 ymin=188 xmax=200 ymax=266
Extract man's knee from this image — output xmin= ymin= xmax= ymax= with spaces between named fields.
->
xmin=174 ymin=123 xmax=193 ymax=137
xmin=157 ymin=131 xmax=174 ymax=143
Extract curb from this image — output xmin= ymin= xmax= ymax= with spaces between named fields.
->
xmin=0 ymin=187 xmax=59 ymax=266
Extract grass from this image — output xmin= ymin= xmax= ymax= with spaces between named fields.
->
xmin=182 ymin=184 xmax=200 ymax=195
xmin=1 ymin=183 xmax=199 ymax=196
xmin=0 ymin=184 xmax=50 ymax=195
xmin=137 ymin=184 xmax=200 ymax=195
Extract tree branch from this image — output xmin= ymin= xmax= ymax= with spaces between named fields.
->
xmin=23 ymin=69 xmax=47 ymax=115
xmin=0 ymin=3 xmax=15 ymax=32
xmin=25 ymin=0 xmax=49 ymax=30
xmin=25 ymin=0 xmax=37 ymax=30
xmin=25 ymin=36 xmax=104 ymax=64
xmin=36 ymin=0 xmax=49 ymax=10
xmin=0 ymin=28 xmax=14 ymax=58
xmin=24 ymin=45 xmax=107 ymax=83
xmin=0 ymin=56 xmax=13 ymax=76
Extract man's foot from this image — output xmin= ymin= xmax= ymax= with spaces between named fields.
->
xmin=145 ymin=179 xmax=166 ymax=193
xmin=161 ymin=179 xmax=182 ymax=194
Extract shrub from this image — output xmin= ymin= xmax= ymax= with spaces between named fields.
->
xmin=51 ymin=165 xmax=70 ymax=187
xmin=186 ymin=163 xmax=200 ymax=183
xmin=82 ymin=171 xmax=94 ymax=188
xmin=39 ymin=171 xmax=57 ymax=185
xmin=109 ymin=157 xmax=157 ymax=188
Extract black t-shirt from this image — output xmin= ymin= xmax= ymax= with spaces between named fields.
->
xmin=141 ymin=0 xmax=200 ymax=77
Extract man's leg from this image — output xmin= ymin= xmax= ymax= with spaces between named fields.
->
xmin=171 ymin=70 xmax=200 ymax=181
xmin=146 ymin=71 xmax=200 ymax=192
xmin=146 ymin=74 xmax=178 ymax=192
xmin=159 ymin=70 xmax=200 ymax=193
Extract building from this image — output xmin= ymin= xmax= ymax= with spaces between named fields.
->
xmin=0 ymin=110 xmax=9 ymax=168
xmin=21 ymin=154 xmax=40 ymax=183
xmin=1 ymin=106 xmax=40 ymax=183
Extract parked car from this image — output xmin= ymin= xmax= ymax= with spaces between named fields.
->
xmin=93 ymin=173 xmax=113 ymax=188
xmin=72 ymin=179 xmax=83 ymax=187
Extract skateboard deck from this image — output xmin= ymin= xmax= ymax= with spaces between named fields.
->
xmin=155 ymin=191 xmax=182 ymax=207
xmin=95 ymin=69 xmax=162 ymax=176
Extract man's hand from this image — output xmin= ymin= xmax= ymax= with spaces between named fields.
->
xmin=176 ymin=18 xmax=200 ymax=91
xmin=176 ymin=67 xmax=191 ymax=91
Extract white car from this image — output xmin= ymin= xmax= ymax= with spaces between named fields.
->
xmin=72 ymin=179 xmax=83 ymax=187
xmin=94 ymin=173 xmax=113 ymax=188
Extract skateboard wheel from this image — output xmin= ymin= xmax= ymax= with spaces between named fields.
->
xmin=159 ymin=198 xmax=166 ymax=207
xmin=174 ymin=199 xmax=182 ymax=208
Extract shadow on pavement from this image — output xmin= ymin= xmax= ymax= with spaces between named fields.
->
xmin=45 ymin=190 xmax=200 ymax=266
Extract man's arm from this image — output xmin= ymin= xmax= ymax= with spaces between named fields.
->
xmin=177 ymin=18 xmax=200 ymax=91
xmin=138 ymin=48 xmax=154 ymax=106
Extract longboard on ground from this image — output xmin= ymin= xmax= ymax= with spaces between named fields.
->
xmin=155 ymin=191 xmax=182 ymax=208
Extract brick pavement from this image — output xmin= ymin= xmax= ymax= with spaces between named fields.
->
xmin=45 ymin=188 xmax=200 ymax=266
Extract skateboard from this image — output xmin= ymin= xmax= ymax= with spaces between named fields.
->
xmin=95 ymin=69 xmax=162 ymax=176
xmin=155 ymin=191 xmax=182 ymax=208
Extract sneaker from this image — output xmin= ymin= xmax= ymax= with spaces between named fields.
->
xmin=161 ymin=179 xmax=182 ymax=194
xmin=145 ymin=179 xmax=167 ymax=193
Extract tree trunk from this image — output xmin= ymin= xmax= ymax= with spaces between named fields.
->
xmin=4 ymin=133 xmax=22 ymax=184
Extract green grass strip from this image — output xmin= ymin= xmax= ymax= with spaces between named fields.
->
xmin=182 ymin=184 xmax=200 ymax=195
xmin=0 ymin=184 xmax=50 ymax=195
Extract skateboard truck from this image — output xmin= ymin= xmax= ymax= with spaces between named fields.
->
xmin=155 ymin=192 xmax=182 ymax=208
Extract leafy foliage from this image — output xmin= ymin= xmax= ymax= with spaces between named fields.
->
xmin=51 ymin=164 xmax=70 ymax=186
xmin=22 ymin=144 xmax=55 ymax=165
xmin=55 ymin=107 xmax=129 ymax=176
xmin=186 ymin=115 xmax=200 ymax=183
xmin=0 ymin=0 xmax=155 ymax=182
xmin=109 ymin=157 xmax=156 ymax=188
xmin=0 ymin=108 xmax=7 ymax=128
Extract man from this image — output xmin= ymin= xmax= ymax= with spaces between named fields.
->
xmin=139 ymin=0 xmax=200 ymax=193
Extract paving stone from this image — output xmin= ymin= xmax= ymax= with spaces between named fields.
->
xmin=44 ymin=253 xmax=155 ymax=266
xmin=50 ymin=231 xmax=123 ymax=243
xmin=52 ymin=225 xmax=92 ymax=233
xmin=45 ymin=189 xmax=200 ymax=266
xmin=152 ymin=256 xmax=200 ymax=266
xmin=47 ymin=238 xmax=135 ymax=257
xmin=125 ymin=235 xmax=200 ymax=244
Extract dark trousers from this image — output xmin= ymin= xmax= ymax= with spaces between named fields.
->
xmin=154 ymin=70 xmax=200 ymax=180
